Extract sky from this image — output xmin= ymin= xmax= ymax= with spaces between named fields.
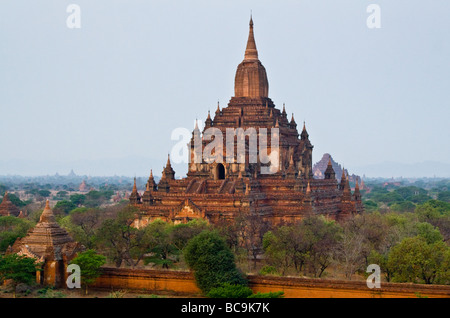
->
xmin=0 ymin=0 xmax=449 ymax=177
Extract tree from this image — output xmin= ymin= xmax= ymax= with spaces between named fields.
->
xmin=0 ymin=253 xmax=42 ymax=298
xmin=387 ymin=236 xmax=449 ymax=284
xmin=37 ymin=190 xmax=51 ymax=198
xmin=53 ymin=200 xmax=77 ymax=214
xmin=171 ymin=219 xmax=210 ymax=251
xmin=70 ymin=194 xmax=86 ymax=206
xmin=140 ymin=220 xmax=179 ymax=269
xmin=184 ymin=230 xmax=247 ymax=294
xmin=263 ymin=216 xmax=341 ymax=277
xmin=95 ymin=206 xmax=144 ymax=267
xmin=0 ymin=216 xmax=33 ymax=252
xmin=1 ymin=192 xmax=27 ymax=207
xmin=437 ymin=191 xmax=450 ymax=203
xmin=70 ymin=249 xmax=106 ymax=295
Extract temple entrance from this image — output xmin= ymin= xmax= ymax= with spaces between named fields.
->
xmin=216 ymin=164 xmax=225 ymax=180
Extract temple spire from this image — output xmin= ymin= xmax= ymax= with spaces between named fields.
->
xmin=39 ymin=199 xmax=56 ymax=223
xmin=244 ymin=15 xmax=258 ymax=61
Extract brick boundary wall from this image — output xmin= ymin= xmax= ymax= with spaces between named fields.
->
xmin=92 ymin=267 xmax=450 ymax=298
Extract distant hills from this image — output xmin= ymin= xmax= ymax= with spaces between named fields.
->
xmin=0 ymin=157 xmax=449 ymax=179
xmin=351 ymin=161 xmax=450 ymax=179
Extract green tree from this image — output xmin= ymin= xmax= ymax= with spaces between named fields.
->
xmin=171 ymin=219 xmax=210 ymax=251
xmin=1 ymin=192 xmax=27 ymax=207
xmin=206 ymin=283 xmax=253 ymax=298
xmin=70 ymin=249 xmax=106 ymax=295
xmin=53 ymin=200 xmax=77 ymax=214
xmin=387 ymin=236 xmax=449 ymax=284
xmin=70 ymin=194 xmax=86 ymax=206
xmin=95 ymin=206 xmax=144 ymax=267
xmin=390 ymin=201 xmax=416 ymax=213
xmin=0 ymin=253 xmax=42 ymax=298
xmin=140 ymin=220 xmax=179 ymax=268
xmin=184 ymin=230 xmax=247 ymax=294
xmin=414 ymin=222 xmax=443 ymax=244
xmin=437 ymin=191 xmax=450 ymax=203
xmin=0 ymin=216 xmax=33 ymax=252
xmin=37 ymin=190 xmax=51 ymax=198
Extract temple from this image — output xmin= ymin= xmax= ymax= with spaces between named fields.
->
xmin=10 ymin=200 xmax=83 ymax=287
xmin=130 ymin=18 xmax=363 ymax=226
xmin=0 ymin=191 xmax=21 ymax=217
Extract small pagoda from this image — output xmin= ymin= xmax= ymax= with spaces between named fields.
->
xmin=0 ymin=191 xmax=21 ymax=217
xmin=10 ymin=200 xmax=84 ymax=287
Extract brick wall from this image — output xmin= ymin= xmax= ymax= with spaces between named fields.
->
xmin=92 ymin=267 xmax=450 ymax=298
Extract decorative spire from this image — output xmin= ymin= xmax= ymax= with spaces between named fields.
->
xmin=244 ymin=15 xmax=258 ymax=61
xmin=353 ymin=179 xmax=362 ymax=201
xmin=205 ymin=110 xmax=213 ymax=127
xmin=339 ymin=167 xmax=347 ymax=190
xmin=282 ymin=103 xmax=286 ymax=115
xmin=306 ymin=182 xmax=311 ymax=194
xmin=39 ymin=199 xmax=56 ymax=223
xmin=132 ymin=177 xmax=138 ymax=194
xmin=301 ymin=121 xmax=309 ymax=139
xmin=324 ymin=157 xmax=336 ymax=180
xmin=342 ymin=175 xmax=352 ymax=201
xmin=162 ymin=154 xmax=175 ymax=181
xmin=147 ymin=169 xmax=157 ymax=191
xmin=129 ymin=177 xmax=142 ymax=205
xmin=290 ymin=113 xmax=297 ymax=128
xmin=216 ymin=101 xmax=220 ymax=113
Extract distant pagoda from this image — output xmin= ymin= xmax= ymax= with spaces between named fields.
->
xmin=0 ymin=191 xmax=21 ymax=217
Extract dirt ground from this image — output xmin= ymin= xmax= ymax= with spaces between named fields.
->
xmin=0 ymin=284 xmax=190 ymax=298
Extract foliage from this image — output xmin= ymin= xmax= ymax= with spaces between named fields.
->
xmin=0 ymin=253 xmax=42 ymax=298
xmin=437 ymin=191 xmax=450 ymax=203
xmin=141 ymin=220 xmax=180 ymax=269
xmin=259 ymin=265 xmax=278 ymax=276
xmin=387 ymin=236 xmax=449 ymax=284
xmin=37 ymin=190 xmax=51 ymax=198
xmin=70 ymin=249 xmax=106 ymax=294
xmin=263 ymin=216 xmax=341 ymax=277
xmin=70 ymin=194 xmax=86 ymax=206
xmin=0 ymin=216 xmax=33 ymax=252
xmin=390 ymin=201 xmax=416 ymax=213
xmin=38 ymin=287 xmax=66 ymax=298
xmin=1 ymin=192 xmax=27 ymax=207
xmin=53 ymin=200 xmax=77 ymax=214
xmin=184 ymin=230 xmax=247 ymax=294
xmin=206 ymin=283 xmax=253 ymax=298
xmin=95 ymin=206 xmax=140 ymax=267
xmin=248 ymin=291 xmax=284 ymax=298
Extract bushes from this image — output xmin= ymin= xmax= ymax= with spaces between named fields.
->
xmin=206 ymin=283 xmax=253 ymax=298
xmin=184 ymin=230 xmax=247 ymax=294
xmin=206 ymin=283 xmax=284 ymax=298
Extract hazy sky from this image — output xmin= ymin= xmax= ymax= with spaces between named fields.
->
xmin=0 ymin=0 xmax=449 ymax=177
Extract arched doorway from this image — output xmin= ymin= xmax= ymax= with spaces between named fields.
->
xmin=216 ymin=163 xmax=225 ymax=180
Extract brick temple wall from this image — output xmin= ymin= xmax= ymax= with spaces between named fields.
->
xmin=92 ymin=268 xmax=450 ymax=298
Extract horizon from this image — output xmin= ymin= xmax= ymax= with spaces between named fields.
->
xmin=1 ymin=1 xmax=449 ymax=178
